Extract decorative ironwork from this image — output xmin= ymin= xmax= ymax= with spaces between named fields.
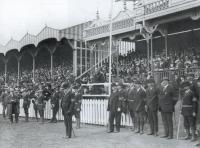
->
xmin=144 ymin=0 xmax=169 ymax=15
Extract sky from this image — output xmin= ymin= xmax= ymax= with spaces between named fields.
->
xmin=0 ymin=0 xmax=136 ymax=45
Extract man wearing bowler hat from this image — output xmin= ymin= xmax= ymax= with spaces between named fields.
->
xmin=145 ymin=78 xmax=159 ymax=136
xmin=159 ymin=77 xmax=177 ymax=139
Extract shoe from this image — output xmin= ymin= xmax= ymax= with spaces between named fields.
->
xmin=147 ymin=133 xmax=153 ymax=135
xmin=140 ymin=132 xmax=144 ymax=135
xmin=135 ymin=130 xmax=140 ymax=133
xmin=184 ymin=136 xmax=191 ymax=140
xmin=107 ymin=131 xmax=114 ymax=133
xmin=160 ymin=135 xmax=168 ymax=138
xmin=195 ymin=143 xmax=200 ymax=146
xmin=154 ymin=133 xmax=159 ymax=137
xmin=191 ymin=137 xmax=196 ymax=142
xmin=167 ymin=136 xmax=173 ymax=140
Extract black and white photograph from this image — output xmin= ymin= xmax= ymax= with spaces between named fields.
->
xmin=1 ymin=0 xmax=200 ymax=147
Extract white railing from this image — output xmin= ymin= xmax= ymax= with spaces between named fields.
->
xmin=0 ymin=98 xmax=135 ymax=126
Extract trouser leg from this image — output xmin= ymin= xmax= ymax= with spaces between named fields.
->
xmin=139 ymin=112 xmax=144 ymax=134
xmin=161 ymin=112 xmax=169 ymax=137
xmin=188 ymin=116 xmax=196 ymax=141
xmin=15 ymin=113 xmax=19 ymax=123
xmin=76 ymin=112 xmax=80 ymax=128
xmin=10 ymin=114 xmax=13 ymax=123
xmin=108 ymin=111 xmax=115 ymax=132
xmin=24 ymin=107 xmax=29 ymax=122
xmin=3 ymin=105 xmax=6 ymax=118
xmin=166 ymin=112 xmax=173 ymax=138
xmin=39 ymin=109 xmax=44 ymax=123
xmin=66 ymin=114 xmax=72 ymax=138
xmin=130 ymin=110 xmax=135 ymax=130
xmin=152 ymin=110 xmax=158 ymax=134
xmin=115 ymin=112 xmax=121 ymax=132
xmin=136 ymin=112 xmax=140 ymax=133
xmin=148 ymin=109 xmax=154 ymax=134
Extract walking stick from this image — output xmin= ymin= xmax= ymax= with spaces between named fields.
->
xmin=176 ymin=88 xmax=183 ymax=140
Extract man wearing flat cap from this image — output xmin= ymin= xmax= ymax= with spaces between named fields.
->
xmin=181 ymin=81 xmax=197 ymax=141
xmin=145 ymin=78 xmax=159 ymax=136
xmin=159 ymin=77 xmax=177 ymax=139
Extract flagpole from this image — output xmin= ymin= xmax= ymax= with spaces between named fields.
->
xmin=109 ymin=0 xmax=114 ymax=96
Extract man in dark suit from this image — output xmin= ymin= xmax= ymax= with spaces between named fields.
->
xmin=159 ymin=77 xmax=177 ymax=139
xmin=135 ymin=80 xmax=146 ymax=134
xmin=61 ymin=83 xmax=75 ymax=138
xmin=181 ymin=81 xmax=197 ymax=141
xmin=107 ymin=83 xmax=120 ymax=133
xmin=145 ymin=78 xmax=159 ymax=136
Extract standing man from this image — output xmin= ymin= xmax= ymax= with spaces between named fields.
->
xmin=50 ymin=86 xmax=61 ymax=123
xmin=181 ymin=81 xmax=197 ymax=141
xmin=22 ymin=89 xmax=31 ymax=122
xmin=32 ymin=90 xmax=39 ymax=122
xmin=0 ymin=89 xmax=8 ymax=119
xmin=61 ymin=83 xmax=75 ymax=138
xmin=145 ymin=78 xmax=159 ymax=136
xmin=127 ymin=80 xmax=137 ymax=131
xmin=107 ymin=83 xmax=119 ymax=133
xmin=7 ymin=88 xmax=20 ymax=123
xmin=135 ymin=80 xmax=146 ymax=134
xmin=37 ymin=89 xmax=46 ymax=124
xmin=159 ymin=77 xmax=177 ymax=139
xmin=73 ymin=82 xmax=83 ymax=129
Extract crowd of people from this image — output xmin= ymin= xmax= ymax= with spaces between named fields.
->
xmin=107 ymin=73 xmax=200 ymax=146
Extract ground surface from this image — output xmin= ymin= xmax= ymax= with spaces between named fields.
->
xmin=0 ymin=116 xmax=199 ymax=148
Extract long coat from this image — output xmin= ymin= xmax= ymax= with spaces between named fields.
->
xmin=145 ymin=86 xmax=159 ymax=111
xmin=158 ymin=85 xmax=177 ymax=112
xmin=135 ymin=88 xmax=146 ymax=112
xmin=107 ymin=91 xmax=122 ymax=112
xmin=61 ymin=88 xmax=75 ymax=116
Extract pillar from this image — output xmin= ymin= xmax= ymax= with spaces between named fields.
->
xmin=50 ymin=53 xmax=53 ymax=79
xmin=73 ymin=40 xmax=77 ymax=76
xmin=4 ymin=62 xmax=7 ymax=85
xmin=17 ymin=60 xmax=20 ymax=85
xmin=33 ymin=57 xmax=35 ymax=82
xmin=150 ymin=33 xmax=153 ymax=72
xmin=165 ymin=34 xmax=168 ymax=58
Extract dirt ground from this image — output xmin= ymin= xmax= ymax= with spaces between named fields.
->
xmin=0 ymin=115 xmax=199 ymax=148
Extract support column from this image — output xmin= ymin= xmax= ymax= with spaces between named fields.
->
xmin=150 ymin=33 xmax=153 ymax=72
xmin=50 ymin=53 xmax=53 ymax=79
xmin=4 ymin=61 xmax=7 ymax=85
xmin=80 ymin=42 xmax=83 ymax=74
xmin=165 ymin=34 xmax=168 ymax=58
xmin=73 ymin=40 xmax=77 ymax=76
xmin=17 ymin=60 xmax=20 ymax=85
xmin=33 ymin=57 xmax=35 ymax=83
xmin=85 ymin=47 xmax=87 ymax=71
